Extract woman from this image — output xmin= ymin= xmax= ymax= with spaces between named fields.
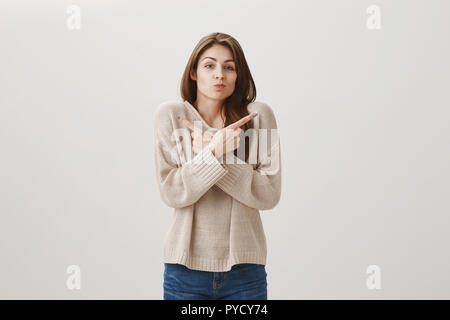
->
xmin=153 ymin=32 xmax=282 ymax=300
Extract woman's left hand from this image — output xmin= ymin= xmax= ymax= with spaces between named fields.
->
xmin=177 ymin=116 xmax=215 ymax=154
xmin=191 ymin=127 xmax=214 ymax=154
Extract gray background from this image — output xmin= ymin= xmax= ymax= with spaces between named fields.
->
xmin=1 ymin=0 xmax=449 ymax=299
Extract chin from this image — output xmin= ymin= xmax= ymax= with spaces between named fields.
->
xmin=206 ymin=93 xmax=227 ymax=100
xmin=213 ymin=90 xmax=233 ymax=97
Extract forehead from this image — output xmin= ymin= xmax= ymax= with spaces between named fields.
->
xmin=199 ymin=44 xmax=234 ymax=61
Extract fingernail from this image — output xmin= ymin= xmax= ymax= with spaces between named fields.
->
xmin=252 ymin=112 xmax=258 ymax=117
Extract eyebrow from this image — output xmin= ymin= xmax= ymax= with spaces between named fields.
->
xmin=201 ymin=57 xmax=235 ymax=63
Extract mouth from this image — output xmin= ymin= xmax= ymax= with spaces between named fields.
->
xmin=214 ymin=84 xmax=225 ymax=89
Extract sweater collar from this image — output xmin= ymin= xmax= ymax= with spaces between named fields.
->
xmin=183 ymin=100 xmax=220 ymax=131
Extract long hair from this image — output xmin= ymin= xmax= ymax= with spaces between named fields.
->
xmin=180 ymin=32 xmax=256 ymax=162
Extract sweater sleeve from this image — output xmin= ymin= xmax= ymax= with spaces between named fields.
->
xmin=215 ymin=104 xmax=282 ymax=211
xmin=154 ymin=106 xmax=229 ymax=209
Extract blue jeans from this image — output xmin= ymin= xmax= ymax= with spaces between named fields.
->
xmin=163 ymin=263 xmax=267 ymax=300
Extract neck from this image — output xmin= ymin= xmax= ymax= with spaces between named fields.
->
xmin=193 ymin=94 xmax=226 ymax=127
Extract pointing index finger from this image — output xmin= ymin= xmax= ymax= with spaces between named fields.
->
xmin=177 ymin=115 xmax=205 ymax=138
xmin=227 ymin=112 xmax=258 ymax=130
xmin=177 ymin=115 xmax=195 ymax=131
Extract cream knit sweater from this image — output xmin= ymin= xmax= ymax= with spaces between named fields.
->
xmin=153 ymin=100 xmax=282 ymax=272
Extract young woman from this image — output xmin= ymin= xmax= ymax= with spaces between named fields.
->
xmin=153 ymin=32 xmax=282 ymax=300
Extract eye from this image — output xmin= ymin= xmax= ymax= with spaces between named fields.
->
xmin=205 ymin=64 xmax=213 ymax=68
xmin=226 ymin=66 xmax=234 ymax=70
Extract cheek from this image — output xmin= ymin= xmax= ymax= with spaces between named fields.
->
xmin=196 ymin=69 xmax=209 ymax=85
xmin=229 ymin=73 xmax=237 ymax=84
xmin=227 ymin=74 xmax=237 ymax=88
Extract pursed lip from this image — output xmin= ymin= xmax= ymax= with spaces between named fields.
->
xmin=214 ymin=84 xmax=225 ymax=88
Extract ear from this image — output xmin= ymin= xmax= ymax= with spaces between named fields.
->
xmin=190 ymin=69 xmax=197 ymax=81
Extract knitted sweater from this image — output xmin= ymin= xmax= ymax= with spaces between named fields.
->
xmin=153 ymin=99 xmax=282 ymax=272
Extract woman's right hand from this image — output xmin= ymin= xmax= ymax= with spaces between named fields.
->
xmin=208 ymin=112 xmax=257 ymax=158
xmin=207 ymin=127 xmax=242 ymax=158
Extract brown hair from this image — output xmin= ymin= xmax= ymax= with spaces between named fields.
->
xmin=180 ymin=32 xmax=256 ymax=162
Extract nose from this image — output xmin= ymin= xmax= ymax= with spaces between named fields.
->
xmin=215 ymin=70 xmax=224 ymax=80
